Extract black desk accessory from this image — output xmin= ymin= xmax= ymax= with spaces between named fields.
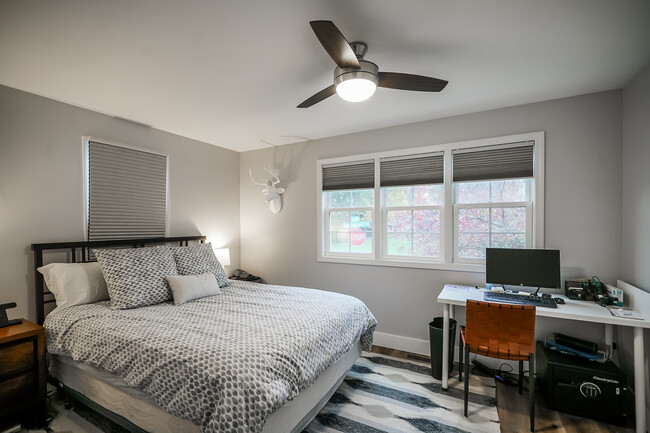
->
xmin=553 ymin=333 xmax=598 ymax=354
xmin=0 ymin=302 xmax=22 ymax=328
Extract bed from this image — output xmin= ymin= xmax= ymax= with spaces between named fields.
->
xmin=31 ymin=236 xmax=376 ymax=433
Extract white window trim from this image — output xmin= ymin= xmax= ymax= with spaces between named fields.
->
xmin=82 ymin=136 xmax=170 ymax=241
xmin=316 ymin=131 xmax=545 ymax=273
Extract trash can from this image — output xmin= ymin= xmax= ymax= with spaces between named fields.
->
xmin=429 ymin=317 xmax=456 ymax=380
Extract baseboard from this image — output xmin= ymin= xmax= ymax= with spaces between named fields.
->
xmin=372 ymin=332 xmax=430 ymax=356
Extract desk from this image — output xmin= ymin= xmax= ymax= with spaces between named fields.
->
xmin=437 ymin=280 xmax=650 ymax=433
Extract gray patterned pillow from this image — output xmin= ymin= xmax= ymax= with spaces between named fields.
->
xmin=172 ymin=243 xmax=229 ymax=287
xmin=93 ymin=247 xmax=178 ymax=309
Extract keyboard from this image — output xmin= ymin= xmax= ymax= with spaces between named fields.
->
xmin=483 ymin=291 xmax=558 ymax=308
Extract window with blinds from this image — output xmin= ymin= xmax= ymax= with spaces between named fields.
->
xmin=85 ymin=139 xmax=168 ymax=241
xmin=321 ymin=161 xmax=375 ymax=257
xmin=452 ymin=141 xmax=535 ymax=262
xmin=380 ymin=153 xmax=444 ymax=259
xmin=317 ymin=132 xmax=544 ymax=270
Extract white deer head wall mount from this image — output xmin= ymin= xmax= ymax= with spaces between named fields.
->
xmin=249 ymin=167 xmax=285 ymax=214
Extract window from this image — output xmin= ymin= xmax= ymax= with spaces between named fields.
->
xmin=326 ymin=189 xmax=374 ymax=255
xmin=380 ymin=153 xmax=444 ymax=260
xmin=84 ymin=137 xmax=168 ymax=241
xmin=454 ymin=179 xmax=532 ymax=261
xmin=452 ymin=143 xmax=535 ymax=263
xmin=322 ymin=161 xmax=375 ymax=257
xmin=317 ymin=132 xmax=544 ymax=271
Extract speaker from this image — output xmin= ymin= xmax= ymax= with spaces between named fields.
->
xmin=536 ymin=341 xmax=628 ymax=425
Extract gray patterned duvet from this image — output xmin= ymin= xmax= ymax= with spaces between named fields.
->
xmin=44 ymin=280 xmax=376 ymax=433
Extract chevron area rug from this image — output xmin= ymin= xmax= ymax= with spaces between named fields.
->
xmin=17 ymin=352 xmax=499 ymax=433
xmin=303 ymin=352 xmax=500 ymax=433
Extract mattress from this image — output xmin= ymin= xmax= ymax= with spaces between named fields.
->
xmin=50 ymin=341 xmax=361 ymax=433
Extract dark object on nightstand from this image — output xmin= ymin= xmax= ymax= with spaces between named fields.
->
xmin=0 ymin=319 xmax=46 ymax=426
xmin=536 ymin=340 xmax=628 ymax=425
xmin=230 ymin=269 xmax=262 ymax=282
xmin=0 ymin=303 xmax=22 ymax=328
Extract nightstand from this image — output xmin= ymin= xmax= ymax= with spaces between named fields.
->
xmin=0 ymin=319 xmax=46 ymax=425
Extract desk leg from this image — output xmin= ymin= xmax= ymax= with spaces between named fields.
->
xmin=633 ymin=327 xmax=645 ymax=433
xmin=604 ymin=323 xmax=613 ymax=359
xmin=442 ymin=304 xmax=449 ymax=390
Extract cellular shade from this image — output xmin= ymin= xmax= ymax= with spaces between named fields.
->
xmin=380 ymin=153 xmax=443 ymax=187
xmin=88 ymin=141 xmax=167 ymax=240
xmin=453 ymin=142 xmax=534 ymax=182
xmin=322 ymin=161 xmax=374 ymax=191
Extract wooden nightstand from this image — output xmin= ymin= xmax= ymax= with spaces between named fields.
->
xmin=0 ymin=319 xmax=46 ymax=424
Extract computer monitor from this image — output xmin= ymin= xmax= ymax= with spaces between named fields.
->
xmin=486 ymin=248 xmax=561 ymax=291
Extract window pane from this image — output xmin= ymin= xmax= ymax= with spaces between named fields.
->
xmin=350 ymin=230 xmax=372 ymax=253
xmin=457 ymin=208 xmax=489 ymax=232
xmin=413 ymin=233 xmax=440 ymax=257
xmin=387 ymin=210 xmax=412 ymax=232
xmin=413 ymin=185 xmax=444 ymax=206
xmin=456 ymin=182 xmax=489 ymax=204
xmin=329 ymin=232 xmax=349 ymax=253
xmin=329 ymin=211 xmax=349 ymax=231
xmin=456 ymin=179 xmax=529 ymax=204
xmin=328 ymin=191 xmax=351 ymax=208
xmin=491 ymin=207 xmax=526 ymax=233
xmin=351 ymin=189 xmax=374 ymax=207
xmin=490 ymin=179 xmax=528 ymax=202
xmin=350 ymin=211 xmax=372 ymax=230
xmin=491 ymin=233 xmax=526 ymax=249
xmin=458 ymin=233 xmax=489 ymax=258
xmin=387 ymin=233 xmax=411 ymax=255
xmin=413 ymin=209 xmax=440 ymax=232
xmin=384 ymin=187 xmax=413 ymax=207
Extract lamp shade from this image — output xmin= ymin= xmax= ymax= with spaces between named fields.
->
xmin=334 ymin=60 xmax=379 ymax=103
xmin=335 ymin=78 xmax=377 ymax=102
xmin=214 ymin=248 xmax=231 ymax=266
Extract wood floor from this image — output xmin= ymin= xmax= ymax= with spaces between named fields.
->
xmin=371 ymin=346 xmax=634 ymax=433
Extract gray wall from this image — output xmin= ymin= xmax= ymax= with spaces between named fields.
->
xmin=0 ymin=85 xmax=241 ymax=322
xmin=621 ymin=62 xmax=650 ymax=421
xmin=240 ymin=90 xmax=623 ymax=351
xmin=622 ymin=62 xmax=650 ymax=292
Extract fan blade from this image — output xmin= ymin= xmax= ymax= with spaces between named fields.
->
xmin=378 ymin=72 xmax=448 ymax=92
xmin=309 ymin=21 xmax=360 ymax=69
xmin=297 ymin=85 xmax=337 ymax=108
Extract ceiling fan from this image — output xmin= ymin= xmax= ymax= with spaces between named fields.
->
xmin=298 ymin=20 xmax=448 ymax=108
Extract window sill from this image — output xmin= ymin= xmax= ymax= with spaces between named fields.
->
xmin=317 ymin=256 xmax=485 ymax=273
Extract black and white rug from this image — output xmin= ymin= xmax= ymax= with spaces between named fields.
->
xmin=303 ymin=353 xmax=500 ymax=433
xmin=20 ymin=353 xmax=499 ymax=433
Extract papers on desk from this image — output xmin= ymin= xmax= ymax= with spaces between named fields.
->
xmin=607 ymin=307 xmax=645 ymax=320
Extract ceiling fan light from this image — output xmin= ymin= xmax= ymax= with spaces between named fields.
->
xmin=336 ymin=78 xmax=377 ymax=102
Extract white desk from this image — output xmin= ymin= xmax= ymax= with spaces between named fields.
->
xmin=437 ymin=280 xmax=650 ymax=433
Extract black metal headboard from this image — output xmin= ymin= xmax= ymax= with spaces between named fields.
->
xmin=31 ymin=236 xmax=206 ymax=325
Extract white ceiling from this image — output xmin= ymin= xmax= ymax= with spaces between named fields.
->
xmin=1 ymin=1 xmax=649 ymax=152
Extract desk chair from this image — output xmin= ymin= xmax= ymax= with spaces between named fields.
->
xmin=459 ymin=300 xmax=536 ymax=431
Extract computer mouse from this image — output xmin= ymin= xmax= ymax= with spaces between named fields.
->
xmin=553 ymin=297 xmax=565 ymax=304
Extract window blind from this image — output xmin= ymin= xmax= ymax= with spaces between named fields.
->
xmin=87 ymin=140 xmax=167 ymax=240
xmin=452 ymin=142 xmax=534 ymax=182
xmin=380 ymin=153 xmax=444 ymax=187
xmin=322 ymin=160 xmax=375 ymax=191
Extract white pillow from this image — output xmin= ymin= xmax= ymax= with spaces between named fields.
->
xmin=166 ymin=273 xmax=221 ymax=305
xmin=37 ymin=262 xmax=109 ymax=309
